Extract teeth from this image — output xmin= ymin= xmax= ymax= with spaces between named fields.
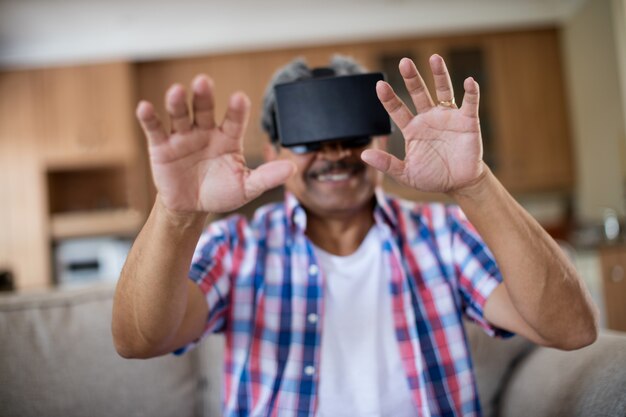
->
xmin=317 ymin=172 xmax=350 ymax=182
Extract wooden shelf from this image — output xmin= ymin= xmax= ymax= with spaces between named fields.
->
xmin=45 ymin=152 xmax=132 ymax=171
xmin=50 ymin=209 xmax=143 ymax=239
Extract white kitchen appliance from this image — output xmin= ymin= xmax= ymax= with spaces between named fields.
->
xmin=55 ymin=237 xmax=132 ymax=286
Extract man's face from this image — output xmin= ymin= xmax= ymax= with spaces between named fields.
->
xmin=273 ymin=137 xmax=386 ymax=218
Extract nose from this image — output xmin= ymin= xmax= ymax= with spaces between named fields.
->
xmin=317 ymin=142 xmax=351 ymax=161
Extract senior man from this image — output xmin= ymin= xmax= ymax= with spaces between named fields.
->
xmin=112 ymin=54 xmax=598 ymax=417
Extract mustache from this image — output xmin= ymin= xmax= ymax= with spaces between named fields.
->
xmin=307 ymin=160 xmax=365 ymax=177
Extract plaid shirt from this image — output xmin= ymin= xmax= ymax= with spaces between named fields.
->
xmin=178 ymin=189 xmax=511 ymax=417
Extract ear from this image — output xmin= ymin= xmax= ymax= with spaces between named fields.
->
xmin=374 ymin=135 xmax=389 ymax=151
xmin=263 ymin=142 xmax=279 ymax=162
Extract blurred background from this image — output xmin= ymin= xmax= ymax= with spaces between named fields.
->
xmin=0 ymin=0 xmax=624 ymax=331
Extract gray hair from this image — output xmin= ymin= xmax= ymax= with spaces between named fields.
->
xmin=260 ymin=55 xmax=368 ymax=142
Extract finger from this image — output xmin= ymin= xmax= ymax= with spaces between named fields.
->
xmin=460 ymin=77 xmax=480 ymax=119
xmin=361 ymin=149 xmax=407 ymax=183
xmin=399 ymin=57 xmax=434 ymax=113
xmin=136 ymin=101 xmax=168 ymax=146
xmin=165 ymin=84 xmax=192 ymax=133
xmin=376 ymin=81 xmax=414 ymax=131
xmin=221 ymin=92 xmax=250 ymax=141
xmin=191 ymin=75 xmax=216 ymax=130
xmin=244 ymin=160 xmax=296 ymax=201
xmin=429 ymin=54 xmax=456 ymax=106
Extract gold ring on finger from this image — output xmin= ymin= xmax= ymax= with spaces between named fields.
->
xmin=438 ymin=98 xmax=456 ymax=108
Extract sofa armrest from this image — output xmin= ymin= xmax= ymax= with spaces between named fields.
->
xmin=498 ymin=330 xmax=626 ymax=417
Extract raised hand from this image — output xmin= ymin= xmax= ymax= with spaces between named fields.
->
xmin=362 ymin=55 xmax=485 ymax=194
xmin=137 ymin=75 xmax=295 ymax=214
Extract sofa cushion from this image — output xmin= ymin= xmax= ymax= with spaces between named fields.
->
xmin=464 ymin=320 xmax=534 ymax=417
xmin=196 ymin=334 xmax=225 ymax=417
xmin=498 ymin=330 xmax=626 ymax=417
xmin=0 ymin=284 xmax=204 ymax=417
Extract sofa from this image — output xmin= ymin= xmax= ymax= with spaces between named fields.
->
xmin=1 ymin=283 xmax=625 ymax=417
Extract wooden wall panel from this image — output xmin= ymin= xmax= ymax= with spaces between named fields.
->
xmin=0 ymin=71 xmax=50 ymax=289
xmin=487 ymin=30 xmax=573 ymax=191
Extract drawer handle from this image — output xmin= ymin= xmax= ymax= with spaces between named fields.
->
xmin=610 ymin=265 xmax=624 ymax=283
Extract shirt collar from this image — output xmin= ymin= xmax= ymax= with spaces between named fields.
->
xmin=284 ymin=187 xmax=398 ymax=233
xmin=373 ymin=187 xmax=399 ymax=229
xmin=284 ymin=191 xmax=307 ymax=232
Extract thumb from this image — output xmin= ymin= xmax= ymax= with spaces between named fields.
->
xmin=361 ymin=149 xmax=406 ymax=183
xmin=244 ymin=160 xmax=296 ymax=201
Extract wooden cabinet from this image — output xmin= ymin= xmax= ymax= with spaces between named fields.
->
xmin=599 ymin=246 xmax=626 ymax=332
xmin=486 ymin=30 xmax=573 ymax=192
xmin=0 ymin=63 xmax=146 ymax=290
xmin=39 ymin=63 xmax=137 ymax=163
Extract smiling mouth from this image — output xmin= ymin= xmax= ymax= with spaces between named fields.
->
xmin=316 ymin=172 xmax=351 ymax=182
xmin=308 ymin=164 xmax=364 ymax=183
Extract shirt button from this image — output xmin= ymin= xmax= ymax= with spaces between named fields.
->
xmin=307 ymin=313 xmax=318 ymax=324
xmin=304 ymin=365 xmax=315 ymax=376
xmin=308 ymin=264 xmax=319 ymax=276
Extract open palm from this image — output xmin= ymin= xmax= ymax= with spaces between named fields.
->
xmin=362 ymin=55 xmax=485 ymax=193
xmin=137 ymin=76 xmax=295 ymax=214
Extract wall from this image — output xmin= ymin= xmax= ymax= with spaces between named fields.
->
xmin=0 ymin=0 xmax=583 ymax=69
xmin=613 ymin=0 xmax=626 ymax=152
xmin=561 ymin=0 xmax=626 ymax=223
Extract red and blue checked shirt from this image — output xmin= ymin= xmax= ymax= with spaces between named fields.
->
xmin=177 ymin=189 xmax=512 ymax=417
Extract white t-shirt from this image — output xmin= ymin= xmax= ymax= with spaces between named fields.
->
xmin=313 ymin=226 xmax=416 ymax=417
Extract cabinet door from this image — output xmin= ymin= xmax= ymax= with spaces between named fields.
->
xmin=39 ymin=62 xmax=136 ymax=163
xmin=487 ymin=29 xmax=574 ymax=192
xmin=599 ymin=246 xmax=626 ymax=332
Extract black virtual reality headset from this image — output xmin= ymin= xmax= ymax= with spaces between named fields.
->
xmin=271 ymin=69 xmax=392 ymax=153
